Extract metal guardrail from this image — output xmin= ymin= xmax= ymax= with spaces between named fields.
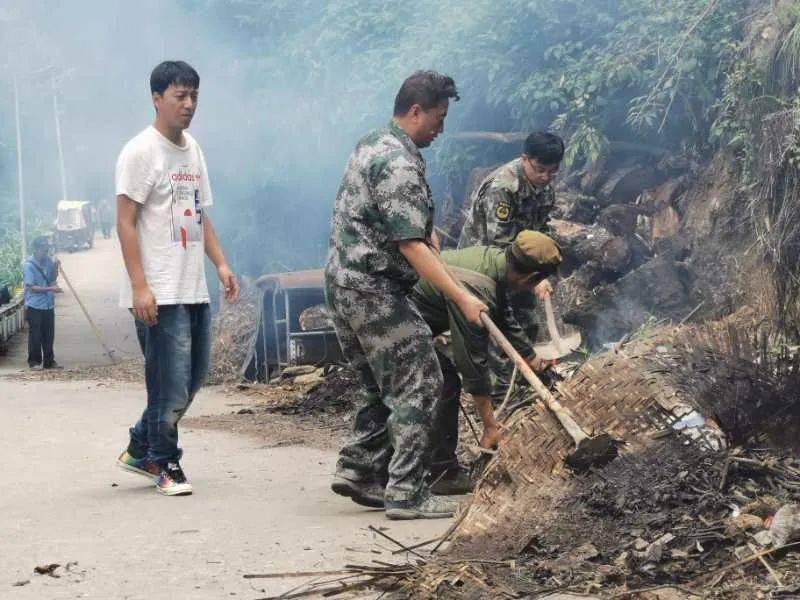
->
xmin=0 ymin=293 xmax=25 ymax=345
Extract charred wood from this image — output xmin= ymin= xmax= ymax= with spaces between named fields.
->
xmin=560 ymin=256 xmax=694 ymax=347
xmin=597 ymin=166 xmax=666 ymax=207
xmin=549 ymin=218 xmax=632 ymax=276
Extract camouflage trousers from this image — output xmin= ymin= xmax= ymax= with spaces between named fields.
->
xmin=326 ymin=283 xmax=443 ymax=503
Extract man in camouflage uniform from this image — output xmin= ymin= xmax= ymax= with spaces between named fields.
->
xmin=412 ymin=231 xmax=562 ymax=494
xmin=326 ymin=71 xmax=487 ymax=520
xmin=458 ymin=132 xmax=564 ymax=249
xmin=458 ymin=132 xmax=565 ymax=397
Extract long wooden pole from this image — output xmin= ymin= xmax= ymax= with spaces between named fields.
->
xmin=480 ymin=312 xmax=589 ymax=446
xmin=58 ymin=262 xmax=117 ymax=365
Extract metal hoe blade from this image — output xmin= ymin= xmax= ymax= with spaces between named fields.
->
xmin=565 ymin=433 xmax=620 ymax=473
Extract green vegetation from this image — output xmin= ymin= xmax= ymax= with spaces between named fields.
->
xmin=192 ymin=0 xmax=758 ymax=273
xmin=204 ymin=0 xmax=752 ymax=170
xmin=0 ymin=214 xmax=24 ymax=289
xmin=0 ymin=212 xmax=51 ymax=289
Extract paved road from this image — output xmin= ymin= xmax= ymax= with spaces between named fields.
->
xmin=0 ymin=236 xmax=452 ymax=599
xmin=1 ymin=380 xmax=447 ymax=599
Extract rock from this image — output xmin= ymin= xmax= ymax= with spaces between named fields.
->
xmin=597 ymin=165 xmax=665 ymax=206
xmin=770 ymin=503 xmax=800 ymax=546
xmin=614 ymin=551 xmax=630 ymax=567
xmin=34 ymin=564 xmax=61 ymax=577
xmin=573 ymin=542 xmax=600 ymax=561
xmin=644 ymin=533 xmax=675 ymax=562
xmin=753 ymin=530 xmax=773 ymax=546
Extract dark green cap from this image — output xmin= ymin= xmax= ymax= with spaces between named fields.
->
xmin=510 ymin=231 xmax=562 ymax=274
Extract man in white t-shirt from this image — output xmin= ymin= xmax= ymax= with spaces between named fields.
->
xmin=115 ymin=61 xmax=239 ymax=496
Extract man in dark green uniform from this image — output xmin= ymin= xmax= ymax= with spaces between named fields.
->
xmin=326 ymin=71 xmax=488 ymax=520
xmin=412 ymin=231 xmax=562 ymax=492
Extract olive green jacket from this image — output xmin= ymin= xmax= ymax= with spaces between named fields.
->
xmin=411 ymin=246 xmax=534 ymax=396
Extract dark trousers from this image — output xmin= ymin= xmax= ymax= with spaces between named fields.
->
xmin=129 ymin=304 xmax=211 ymax=466
xmin=27 ymin=307 xmax=55 ymax=367
xmin=430 ymin=349 xmax=462 ymax=476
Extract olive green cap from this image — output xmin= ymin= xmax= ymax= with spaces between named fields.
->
xmin=510 ymin=231 xmax=562 ymax=273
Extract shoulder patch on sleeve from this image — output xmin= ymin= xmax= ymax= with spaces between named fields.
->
xmin=495 ymin=201 xmax=512 ymax=222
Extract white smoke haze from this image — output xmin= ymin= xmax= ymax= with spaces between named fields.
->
xmin=0 ymin=1 xmax=509 ymax=276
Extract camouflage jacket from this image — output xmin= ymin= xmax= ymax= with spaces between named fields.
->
xmin=457 ymin=158 xmax=555 ymax=249
xmin=325 ymin=121 xmax=434 ymax=293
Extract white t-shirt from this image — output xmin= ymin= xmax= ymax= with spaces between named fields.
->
xmin=116 ymin=126 xmax=213 ymax=308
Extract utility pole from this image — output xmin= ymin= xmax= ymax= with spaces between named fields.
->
xmin=52 ymin=74 xmax=68 ymax=203
xmin=13 ymin=73 xmax=26 ymax=262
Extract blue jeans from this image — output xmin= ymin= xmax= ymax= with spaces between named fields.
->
xmin=128 ymin=304 xmax=211 ymax=466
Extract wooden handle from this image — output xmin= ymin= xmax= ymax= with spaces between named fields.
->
xmin=480 ymin=312 xmax=589 ymax=444
xmin=59 ymin=263 xmax=118 ymax=365
xmin=544 ymin=295 xmax=568 ymax=355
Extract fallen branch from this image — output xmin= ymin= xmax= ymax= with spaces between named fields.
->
xmin=243 ymin=569 xmax=349 ymax=579
xmin=368 ymin=525 xmax=426 ymax=559
xmin=390 ymin=536 xmax=442 ymax=555
xmin=610 ymin=584 xmax=701 ymax=599
xmin=748 ymin=542 xmax=784 ymax=587
xmin=693 ymin=541 xmax=800 ymax=583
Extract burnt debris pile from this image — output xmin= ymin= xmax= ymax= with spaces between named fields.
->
xmin=396 ymin=313 xmax=800 ymax=599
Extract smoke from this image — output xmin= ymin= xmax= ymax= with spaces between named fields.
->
xmin=0 ymin=1 xmax=517 ymax=276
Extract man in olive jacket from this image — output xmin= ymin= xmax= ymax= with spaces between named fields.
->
xmin=412 ymin=231 xmax=562 ymax=493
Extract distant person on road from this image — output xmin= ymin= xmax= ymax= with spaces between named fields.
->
xmin=98 ymin=199 xmax=113 ymax=239
xmin=115 ymin=60 xmax=240 ymax=497
xmin=23 ymin=236 xmax=63 ymax=370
